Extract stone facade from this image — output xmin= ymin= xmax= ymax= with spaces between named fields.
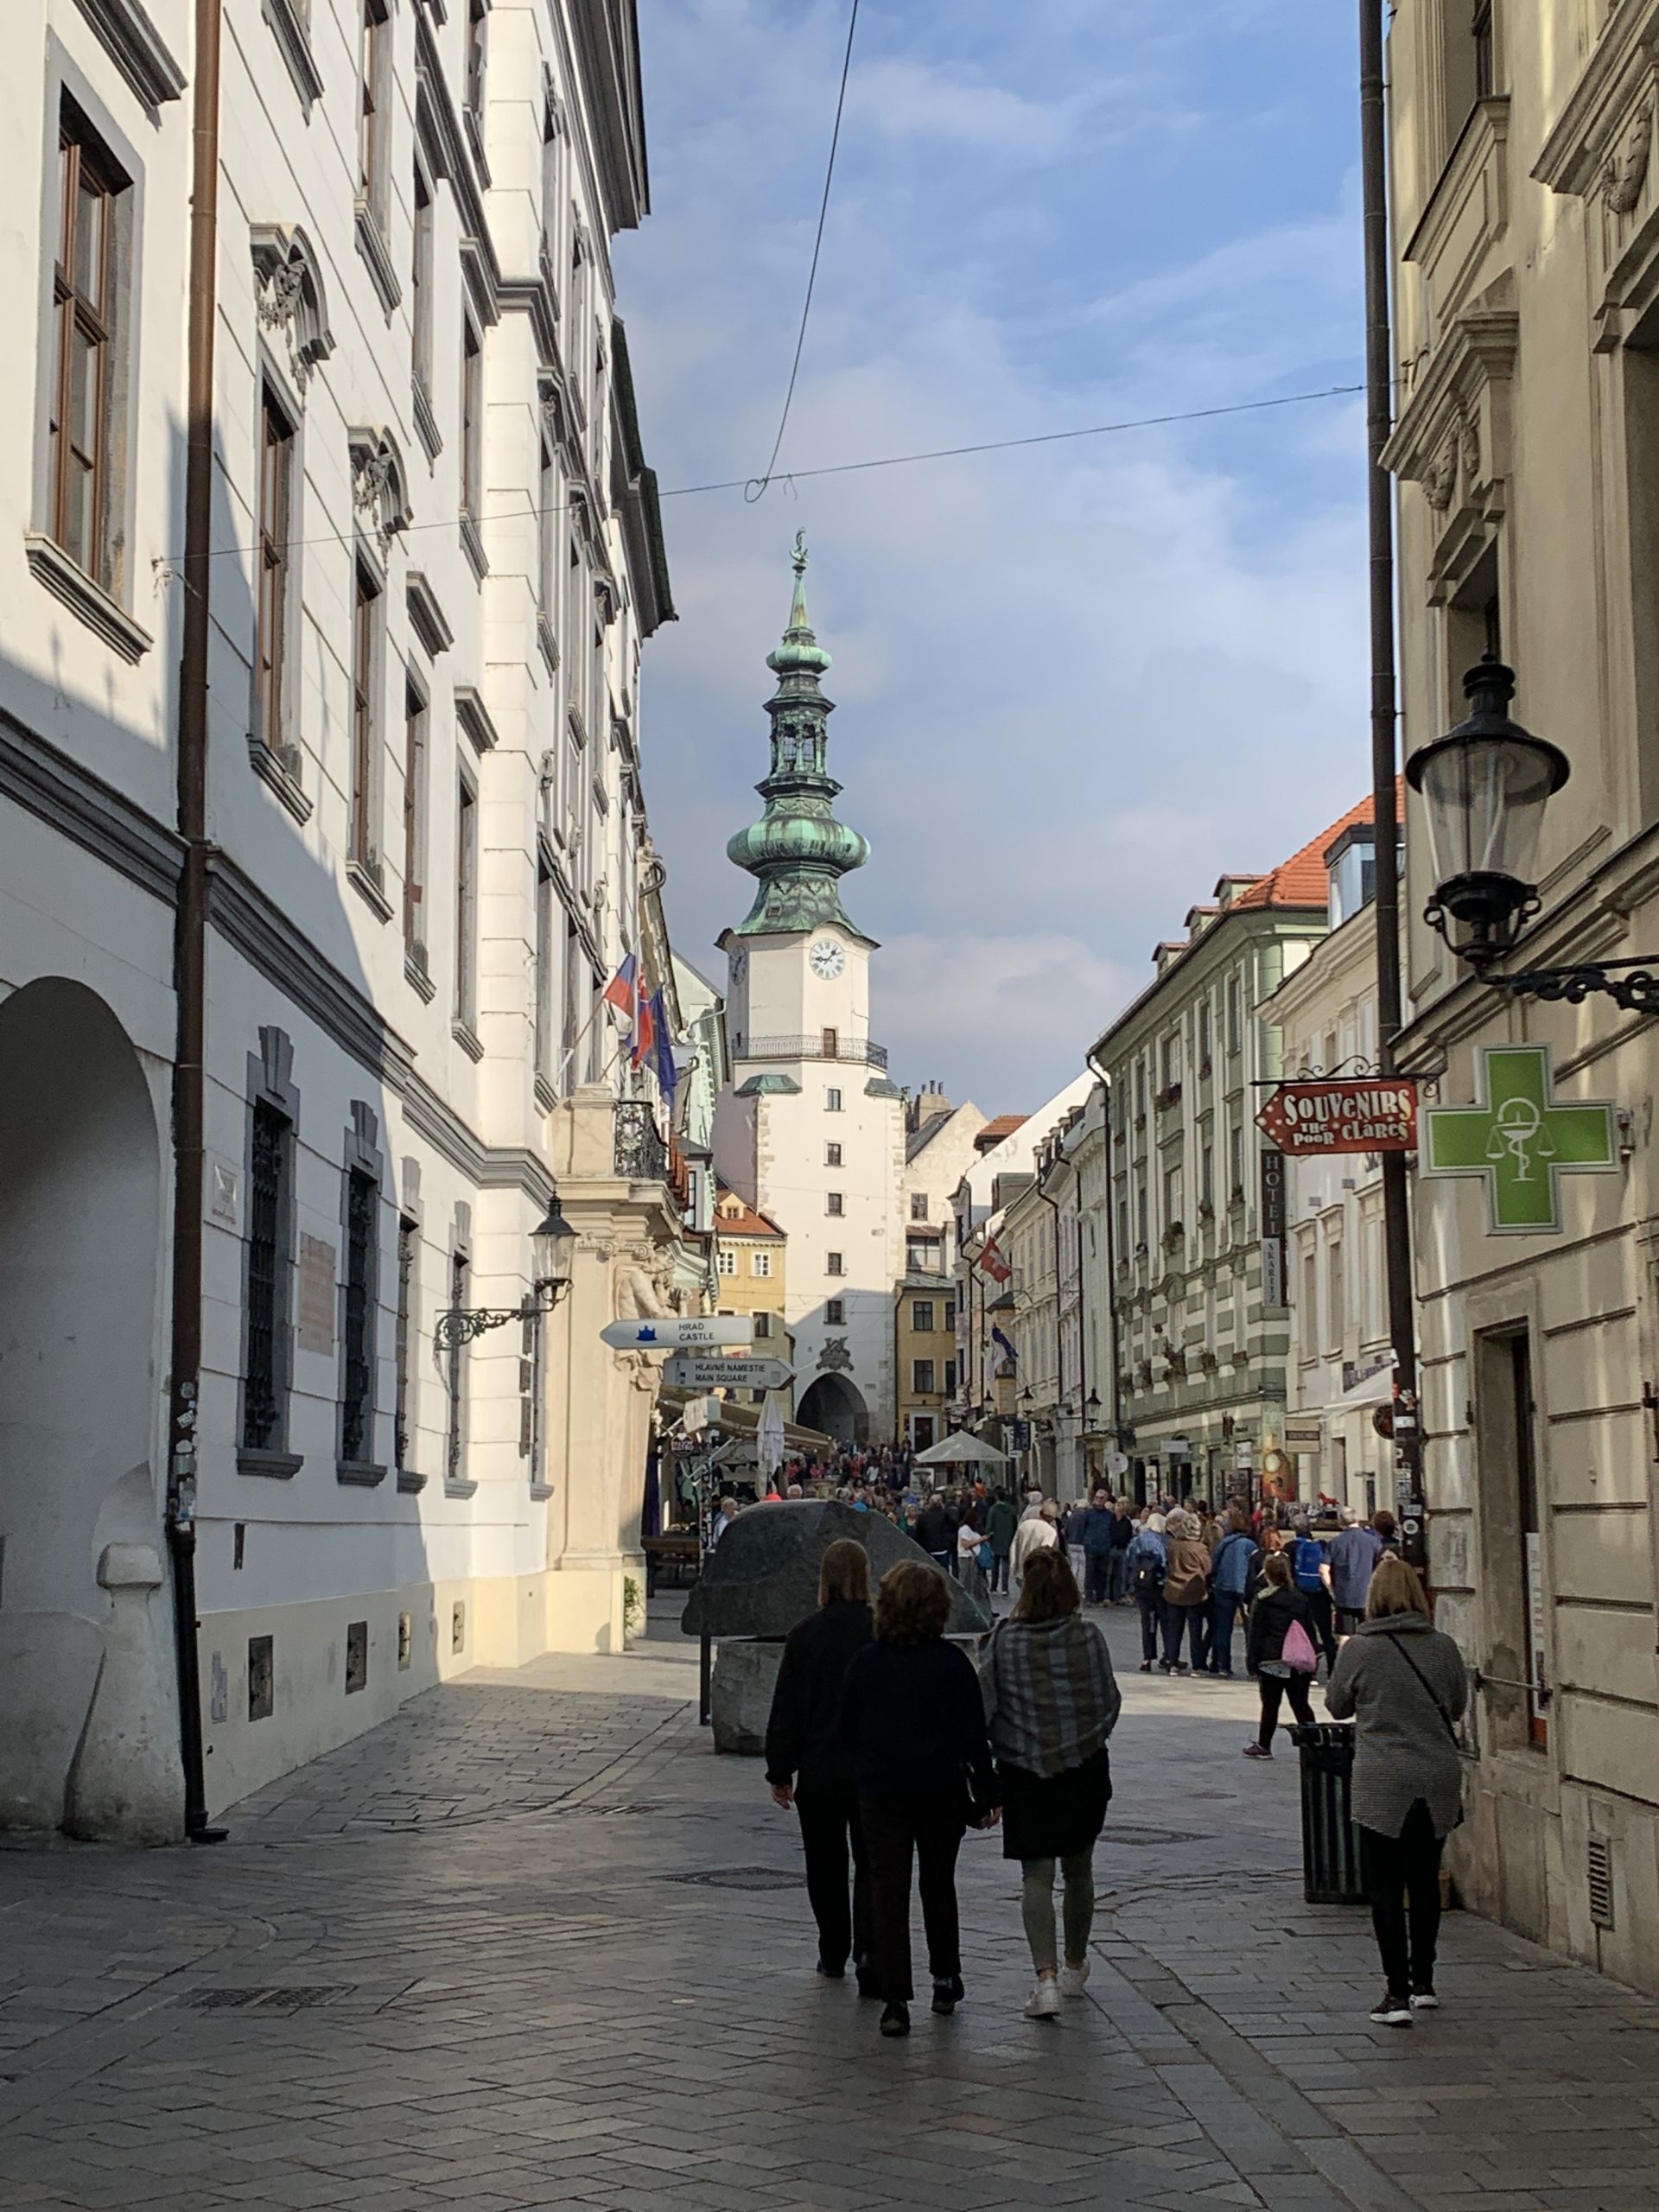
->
xmin=1386 ymin=0 xmax=1659 ymax=1993
xmin=0 ymin=0 xmax=690 ymax=1833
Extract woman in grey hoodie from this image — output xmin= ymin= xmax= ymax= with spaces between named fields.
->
xmin=1325 ymin=1554 xmax=1468 ymax=2027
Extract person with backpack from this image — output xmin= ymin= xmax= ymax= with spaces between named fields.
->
xmin=1289 ymin=1516 xmax=1338 ymax=1673
xmin=985 ymin=1491 xmax=1018 ymax=1594
xmin=1124 ymin=1510 xmax=1167 ymax=1672
xmin=1206 ymin=1508 xmax=1255 ymax=1677
xmin=1242 ymin=1551 xmax=1319 ymax=1757
xmin=1325 ymin=1554 xmax=1469 ymax=2025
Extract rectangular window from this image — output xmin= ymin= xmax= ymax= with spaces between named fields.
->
xmin=754 ymin=1311 xmax=772 ymax=1339
xmin=910 ymin=1192 xmax=928 ymax=1221
xmin=1227 ymin=975 xmax=1242 ymax=1056
xmin=534 ymin=857 xmax=554 ymax=1082
xmin=1229 ymin=1116 xmax=1243 ymax=1199
xmin=49 ymin=109 xmax=123 ymax=583
xmin=350 ymin=565 xmax=380 ymax=871
xmin=340 ymin=1168 xmax=378 ymax=1465
xmin=944 ymin=1300 xmax=956 ymax=1332
xmin=1473 ymin=1328 xmax=1546 ymax=1749
xmin=1198 ymin=1001 xmax=1211 ymax=1067
xmin=1200 ymin=1139 xmax=1214 ymax=1210
xmin=1301 ymin=1242 xmax=1319 ymax=1357
xmin=751 ymin=1249 xmax=772 ymax=1278
xmin=715 ymin=1247 xmax=736 ymax=1276
xmin=1472 ymin=0 xmax=1494 ymax=99
xmin=254 ymin=390 xmax=295 ymax=753
xmin=944 ymin=1357 xmax=957 ymax=1395
xmin=562 ymin=913 xmax=582 ymax=1074
xmin=394 ymin=1215 xmax=416 ymax=1475
xmin=1164 ymin=1166 xmax=1183 ymax=1229
xmin=826 ymin=1252 xmax=844 ymax=1277
xmin=826 ymin=1192 xmax=843 ymax=1217
xmin=822 ymin=1026 xmax=838 ymax=1058
xmin=825 ymin=1141 xmax=842 ymax=1166
xmin=825 ymin=1298 xmax=845 ymax=1325
xmin=465 ymin=0 xmax=488 ymax=124
xmin=446 ymin=1250 xmax=468 ymax=1483
xmin=403 ymin=683 xmax=428 ymax=957
xmin=824 ymin=1086 xmax=842 ymax=1112
xmin=359 ymin=0 xmax=388 ymax=205
xmin=411 ymin=166 xmax=435 ymax=393
xmin=537 ymin=439 xmax=556 ymax=628
xmin=1327 ymin=1239 xmax=1345 ymax=1351
xmin=912 ymin=1359 xmax=937 ymax=1395
xmin=912 ymin=1301 xmax=935 ymax=1334
xmin=454 ymin=778 xmax=478 ymax=1026
xmin=461 ymin=318 xmax=483 ymax=518
xmin=242 ymin=1099 xmax=291 ymax=1452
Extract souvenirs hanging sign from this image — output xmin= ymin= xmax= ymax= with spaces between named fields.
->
xmin=1255 ymin=1079 xmax=1418 ymax=1156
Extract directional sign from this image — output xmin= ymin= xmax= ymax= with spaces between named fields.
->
xmin=664 ymin=1355 xmax=796 ymax=1393
xmin=600 ymin=1315 xmax=755 ymax=1351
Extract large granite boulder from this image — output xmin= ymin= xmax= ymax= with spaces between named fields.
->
xmin=683 ymin=1499 xmax=991 ymax=1641
xmin=709 ymin=1640 xmax=784 ymax=1756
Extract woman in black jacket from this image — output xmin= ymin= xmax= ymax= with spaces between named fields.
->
xmin=1243 ymin=1551 xmax=1317 ymax=1758
xmin=838 ymin=1560 xmax=998 ymax=2038
xmin=764 ymin=1540 xmax=876 ymax=1988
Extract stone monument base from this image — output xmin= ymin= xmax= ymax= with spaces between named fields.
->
xmin=709 ymin=1638 xmax=784 ymax=1756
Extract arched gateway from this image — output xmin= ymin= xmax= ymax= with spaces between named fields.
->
xmin=0 ymin=978 xmax=182 ymax=1840
xmin=797 ymin=1371 xmax=868 ymax=1448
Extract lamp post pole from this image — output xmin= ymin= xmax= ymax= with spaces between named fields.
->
xmin=1361 ymin=0 xmax=1426 ymax=1563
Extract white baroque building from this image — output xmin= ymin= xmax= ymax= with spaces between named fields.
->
xmin=713 ymin=544 xmax=905 ymax=1444
xmin=0 ymin=0 xmax=692 ymax=1838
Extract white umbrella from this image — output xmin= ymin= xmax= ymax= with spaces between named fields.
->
xmin=912 ymin=1429 xmax=1008 ymax=1467
xmin=757 ymin=1389 xmax=787 ymax=1479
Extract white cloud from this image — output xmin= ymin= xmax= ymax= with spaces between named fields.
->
xmin=619 ymin=0 xmax=1368 ymax=1105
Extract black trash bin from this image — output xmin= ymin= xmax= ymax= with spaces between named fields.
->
xmin=1292 ymin=1721 xmax=1366 ymax=1904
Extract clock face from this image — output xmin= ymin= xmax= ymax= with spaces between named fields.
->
xmin=810 ymin=939 xmax=846 ymax=981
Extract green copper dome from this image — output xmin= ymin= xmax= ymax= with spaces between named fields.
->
xmin=727 ymin=535 xmax=869 ymax=938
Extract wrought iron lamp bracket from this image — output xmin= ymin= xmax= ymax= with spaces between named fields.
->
xmin=1493 ymin=957 xmax=1659 ymax=1016
xmin=432 ymin=1279 xmax=569 ymax=1357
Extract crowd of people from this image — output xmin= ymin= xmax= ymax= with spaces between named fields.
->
xmin=758 ymin=1490 xmax=1469 ymax=2039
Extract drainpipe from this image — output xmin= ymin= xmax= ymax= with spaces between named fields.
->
xmin=1037 ymin=1176 xmax=1065 ymax=1495
xmin=1359 ymin=0 xmax=1426 ymax=1567
xmin=166 ymin=0 xmax=226 ymax=1843
xmin=1086 ymin=1050 xmax=1120 ymax=1480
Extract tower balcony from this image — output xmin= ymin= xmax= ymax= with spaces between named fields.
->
xmin=740 ymin=1033 xmax=889 ymax=1070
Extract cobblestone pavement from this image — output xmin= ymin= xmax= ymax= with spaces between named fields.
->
xmin=4 ymin=1605 xmax=1659 ymax=2212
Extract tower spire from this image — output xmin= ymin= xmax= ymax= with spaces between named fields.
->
xmin=726 ymin=541 xmax=869 ymax=937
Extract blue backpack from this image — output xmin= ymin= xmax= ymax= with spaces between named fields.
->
xmin=1293 ymin=1535 xmax=1325 ymax=1593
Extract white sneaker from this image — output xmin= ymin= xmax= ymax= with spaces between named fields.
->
xmin=1057 ymin=1961 xmax=1090 ymax=1999
xmin=1025 ymin=1977 xmax=1062 ymax=2019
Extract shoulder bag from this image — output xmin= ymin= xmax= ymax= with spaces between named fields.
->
xmin=1385 ymin=1632 xmax=1463 ymax=1749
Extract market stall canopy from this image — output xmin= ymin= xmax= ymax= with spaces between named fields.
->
xmin=682 ymin=1499 xmax=991 ymax=1640
xmin=912 ymin=1429 xmax=1009 ymax=1466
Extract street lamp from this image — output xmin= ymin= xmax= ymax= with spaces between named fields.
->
xmin=433 ymin=1192 xmax=576 ymax=1351
xmin=1412 ymin=658 xmax=1659 ymax=1009
xmin=1408 ymin=657 xmax=1569 ymax=969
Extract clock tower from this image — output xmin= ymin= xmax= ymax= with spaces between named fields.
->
xmin=713 ymin=538 xmax=904 ymax=1445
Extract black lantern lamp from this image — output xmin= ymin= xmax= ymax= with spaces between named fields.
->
xmin=530 ymin=1192 xmax=576 ymax=1300
xmin=1412 ymin=658 xmax=1659 ymax=1009
xmin=1408 ymin=658 xmax=1570 ymax=969
xmin=435 ymin=1189 xmax=576 ymax=1352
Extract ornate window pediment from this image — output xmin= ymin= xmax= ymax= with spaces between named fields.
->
xmin=348 ymin=428 xmax=413 ymax=556
xmin=251 ymin=225 xmax=334 ymax=394
xmin=1534 ymin=10 xmax=1659 ymax=348
xmin=1382 ymin=300 xmax=1517 ymax=601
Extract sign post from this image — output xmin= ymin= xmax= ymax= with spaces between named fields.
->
xmin=663 ymin=1354 xmax=796 ymax=1393
xmin=600 ymin=1315 xmax=756 ymax=1351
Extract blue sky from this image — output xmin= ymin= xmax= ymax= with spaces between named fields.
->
xmin=616 ymin=0 xmax=1369 ymax=1114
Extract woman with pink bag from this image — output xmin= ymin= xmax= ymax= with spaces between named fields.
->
xmin=1241 ymin=1551 xmax=1319 ymax=1758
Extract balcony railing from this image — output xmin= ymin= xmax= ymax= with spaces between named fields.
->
xmin=614 ymin=1099 xmax=668 ymax=1183
xmin=740 ymin=1033 xmax=889 ymax=1069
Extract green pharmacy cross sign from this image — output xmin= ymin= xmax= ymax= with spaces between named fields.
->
xmin=1423 ymin=1044 xmax=1618 ymax=1235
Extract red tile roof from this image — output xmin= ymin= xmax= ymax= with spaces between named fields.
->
xmin=976 ymin=1114 xmax=1029 ymax=1149
xmin=1230 ymin=792 xmax=1378 ymax=912
xmin=714 ymin=1187 xmax=785 ymax=1238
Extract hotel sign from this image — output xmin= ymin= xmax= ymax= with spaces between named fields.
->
xmin=1256 ymin=1079 xmax=1418 ymax=1156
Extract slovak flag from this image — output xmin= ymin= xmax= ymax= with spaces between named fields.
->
xmin=602 ymin=953 xmax=639 ymax=1030
xmin=978 ymin=1237 xmax=1013 ymax=1284
xmin=629 ymin=970 xmax=657 ymax=1068
xmin=649 ymin=988 xmax=678 ymax=1116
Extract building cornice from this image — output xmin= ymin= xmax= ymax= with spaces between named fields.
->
xmin=0 ymin=707 xmax=182 ymax=906
xmin=75 ymin=0 xmax=187 ymax=107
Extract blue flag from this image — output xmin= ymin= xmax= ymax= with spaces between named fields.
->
xmin=991 ymin=1325 xmax=1017 ymax=1365
xmin=650 ymin=988 xmax=677 ymax=1120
